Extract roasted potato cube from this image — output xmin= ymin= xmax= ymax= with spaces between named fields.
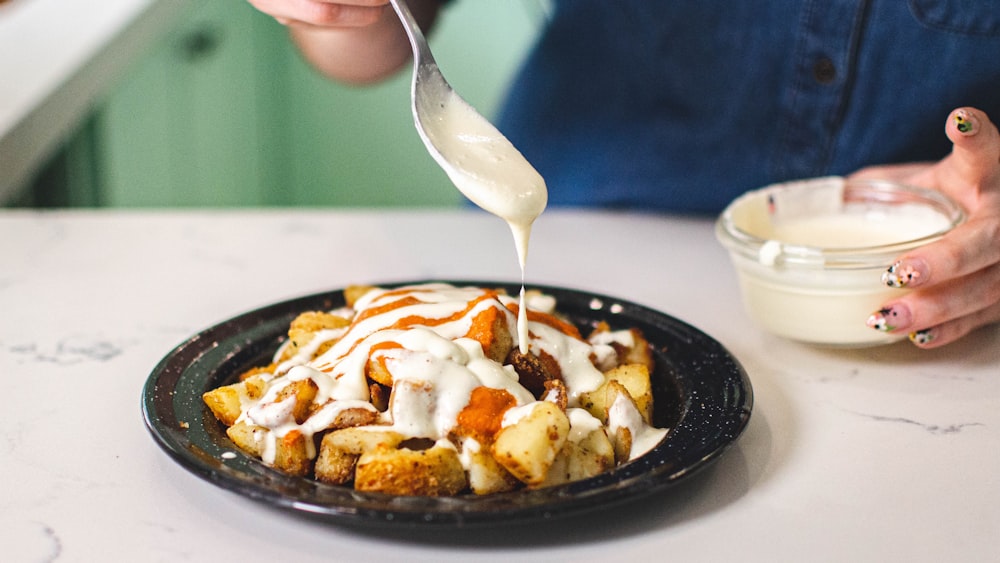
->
xmin=354 ymin=443 xmax=467 ymax=496
xmin=365 ymin=342 xmax=402 ymax=387
xmin=278 ymin=311 xmax=350 ymax=362
xmin=305 ymin=401 xmax=379 ymax=434
xmin=460 ymin=440 xmax=521 ymax=495
xmin=607 ymin=387 xmax=668 ymax=464
xmin=612 ymin=424 xmax=633 ymax=466
xmin=225 ymin=421 xmax=265 ymax=457
xmin=203 ymin=384 xmax=244 ymax=427
xmin=588 ymin=324 xmax=654 ymax=371
xmin=605 ymin=363 xmax=653 ymax=423
xmin=273 ymin=378 xmax=319 ymax=424
xmin=314 ymin=445 xmax=358 ymax=485
xmin=273 ymin=429 xmax=313 ymax=477
xmin=578 ymin=364 xmax=653 ymax=424
xmin=539 ymin=411 xmax=615 ymax=487
xmin=316 ymin=426 xmax=392 ymax=484
xmin=321 ymin=427 xmax=405 ymax=454
xmin=492 ymin=401 xmax=570 ymax=487
xmin=202 ymin=373 xmax=269 ymax=426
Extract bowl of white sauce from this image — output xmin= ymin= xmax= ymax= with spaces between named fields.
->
xmin=715 ymin=176 xmax=965 ymax=347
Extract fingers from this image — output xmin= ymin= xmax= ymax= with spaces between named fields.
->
xmin=870 ymin=261 xmax=1000 ymax=348
xmin=884 ymin=214 xmax=1000 ymax=290
xmin=248 ymin=0 xmax=389 ymax=28
xmin=867 ymin=107 xmax=1000 ymax=348
xmin=912 ymin=107 xmax=1000 ymax=211
xmin=910 ymin=300 xmax=1000 ymax=348
xmin=944 ymin=108 xmax=1000 ymax=185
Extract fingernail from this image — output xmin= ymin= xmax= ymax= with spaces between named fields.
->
xmin=954 ymin=110 xmax=977 ymax=135
xmin=882 ymin=260 xmax=927 ymax=288
xmin=909 ymin=328 xmax=936 ymax=346
xmin=867 ymin=304 xmax=912 ymax=332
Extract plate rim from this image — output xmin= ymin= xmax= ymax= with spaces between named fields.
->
xmin=141 ymin=279 xmax=753 ymax=528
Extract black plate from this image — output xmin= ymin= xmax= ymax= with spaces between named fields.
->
xmin=141 ymin=281 xmax=752 ymax=528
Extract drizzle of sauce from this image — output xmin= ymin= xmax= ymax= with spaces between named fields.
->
xmin=235 ymin=283 xmax=670 ymax=466
xmin=419 ymin=90 xmax=547 ymax=353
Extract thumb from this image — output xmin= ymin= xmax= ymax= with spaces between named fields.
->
xmin=916 ymin=107 xmax=1000 ymax=210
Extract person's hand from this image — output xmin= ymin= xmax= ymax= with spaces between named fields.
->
xmin=247 ymin=0 xmax=389 ymax=28
xmin=853 ymin=107 xmax=1000 ymax=348
xmin=245 ymin=0 xmax=444 ymax=84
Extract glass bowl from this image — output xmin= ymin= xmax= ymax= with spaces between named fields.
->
xmin=715 ymin=176 xmax=966 ymax=347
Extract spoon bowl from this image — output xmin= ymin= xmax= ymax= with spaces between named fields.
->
xmin=388 ymin=0 xmax=546 ymax=237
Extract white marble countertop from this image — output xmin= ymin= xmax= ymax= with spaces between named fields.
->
xmin=1 ymin=209 xmax=997 ymax=562
xmin=0 ymin=0 xmax=188 ymax=202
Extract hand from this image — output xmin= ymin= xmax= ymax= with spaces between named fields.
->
xmin=247 ymin=0 xmax=389 ymax=28
xmin=245 ymin=0 xmax=443 ymax=84
xmin=853 ymin=107 xmax=1000 ymax=348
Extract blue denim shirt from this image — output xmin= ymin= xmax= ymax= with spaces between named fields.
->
xmin=497 ymin=0 xmax=1000 ymax=213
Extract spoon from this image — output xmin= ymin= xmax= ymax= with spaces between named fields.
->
xmin=387 ymin=0 xmax=547 ymax=248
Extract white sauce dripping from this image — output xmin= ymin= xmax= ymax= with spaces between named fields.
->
xmin=419 ymin=90 xmax=547 ymax=353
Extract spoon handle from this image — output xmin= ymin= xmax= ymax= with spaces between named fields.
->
xmin=388 ymin=0 xmax=436 ymax=66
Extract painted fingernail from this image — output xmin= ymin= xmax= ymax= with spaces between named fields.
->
xmin=909 ymin=328 xmax=936 ymax=346
xmin=867 ymin=304 xmax=912 ymax=332
xmin=954 ymin=110 xmax=977 ymax=135
xmin=882 ymin=260 xmax=927 ymax=288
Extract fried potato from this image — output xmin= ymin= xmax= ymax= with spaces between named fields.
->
xmin=314 ymin=427 xmax=403 ymax=484
xmin=539 ymin=411 xmax=615 ymax=487
xmin=321 ymin=427 xmax=405 ymax=454
xmin=202 ymin=373 xmax=269 ymax=426
xmin=578 ymin=364 xmax=653 ymax=424
xmin=460 ymin=439 xmax=521 ymax=495
xmin=274 ymin=378 xmax=319 ymax=424
xmin=273 ymin=429 xmax=313 ymax=477
xmin=354 ymin=443 xmax=467 ymax=496
xmin=314 ymin=444 xmax=358 ymax=485
xmin=492 ymin=401 xmax=570 ymax=487
xmin=225 ymin=421 xmax=265 ymax=457
xmin=278 ymin=311 xmax=350 ymax=362
xmin=588 ymin=323 xmax=655 ymax=372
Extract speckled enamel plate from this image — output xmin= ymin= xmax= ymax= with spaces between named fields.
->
xmin=141 ymin=281 xmax=752 ymax=528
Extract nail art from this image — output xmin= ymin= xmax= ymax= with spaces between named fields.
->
xmin=882 ymin=261 xmax=921 ymax=288
xmin=909 ymin=329 xmax=935 ymax=345
xmin=867 ymin=306 xmax=907 ymax=332
xmin=954 ymin=110 xmax=975 ymax=134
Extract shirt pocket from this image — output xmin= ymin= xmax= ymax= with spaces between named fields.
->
xmin=908 ymin=0 xmax=1000 ymax=36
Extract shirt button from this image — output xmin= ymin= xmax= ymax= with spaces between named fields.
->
xmin=813 ymin=56 xmax=836 ymax=84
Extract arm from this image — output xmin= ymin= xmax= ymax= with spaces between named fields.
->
xmin=247 ymin=0 xmax=445 ymax=84
xmin=854 ymin=107 xmax=1000 ymax=348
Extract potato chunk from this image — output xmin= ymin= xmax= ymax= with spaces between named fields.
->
xmin=354 ymin=443 xmax=467 ymax=496
xmin=202 ymin=373 xmax=268 ymax=426
xmin=492 ymin=401 xmax=570 ymax=487
xmin=578 ymin=363 xmax=653 ymax=424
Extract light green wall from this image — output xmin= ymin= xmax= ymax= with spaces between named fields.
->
xmin=96 ymin=0 xmax=543 ymax=208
